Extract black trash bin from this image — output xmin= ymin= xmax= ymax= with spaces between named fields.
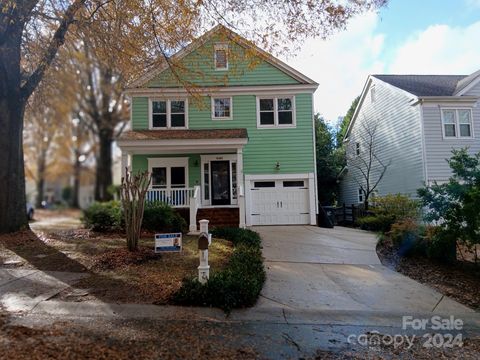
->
xmin=318 ymin=206 xmax=336 ymax=228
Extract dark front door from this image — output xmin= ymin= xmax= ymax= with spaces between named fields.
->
xmin=211 ymin=161 xmax=230 ymax=205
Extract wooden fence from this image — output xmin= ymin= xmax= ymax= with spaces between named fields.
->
xmin=333 ymin=203 xmax=368 ymax=225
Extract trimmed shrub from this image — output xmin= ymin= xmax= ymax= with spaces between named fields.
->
xmin=84 ymin=200 xmax=187 ymax=233
xmin=173 ymin=228 xmax=265 ymax=312
xmin=142 ymin=201 xmax=187 ymax=233
xmin=373 ymin=194 xmax=420 ymax=220
xmin=357 ymin=194 xmax=420 ymax=233
xmin=388 ymin=218 xmax=426 ymax=257
xmin=211 ymin=227 xmax=261 ymax=248
xmin=357 ymin=215 xmax=395 ymax=233
xmin=83 ymin=201 xmax=122 ymax=232
xmin=425 ymin=228 xmax=457 ymax=263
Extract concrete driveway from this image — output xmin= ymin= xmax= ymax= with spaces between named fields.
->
xmin=253 ymin=225 xmax=475 ymax=315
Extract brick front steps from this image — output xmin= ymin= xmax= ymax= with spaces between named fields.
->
xmin=197 ymin=208 xmax=239 ymax=228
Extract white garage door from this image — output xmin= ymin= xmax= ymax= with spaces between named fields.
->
xmin=250 ymin=179 xmax=310 ymax=225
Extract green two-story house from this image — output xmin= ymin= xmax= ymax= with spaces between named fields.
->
xmin=118 ymin=25 xmax=318 ymax=231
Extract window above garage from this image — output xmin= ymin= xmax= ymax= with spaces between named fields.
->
xmin=256 ymin=96 xmax=296 ymax=128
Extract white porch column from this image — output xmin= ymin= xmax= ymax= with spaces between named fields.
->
xmin=237 ymin=148 xmax=246 ymax=228
xmin=121 ymin=152 xmax=130 ymax=180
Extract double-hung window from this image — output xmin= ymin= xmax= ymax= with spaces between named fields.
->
xmin=150 ymin=99 xmax=187 ymax=129
xmin=441 ymin=108 xmax=473 ymax=138
xmin=212 ymin=97 xmax=232 ymax=120
xmin=257 ymin=96 xmax=295 ymax=128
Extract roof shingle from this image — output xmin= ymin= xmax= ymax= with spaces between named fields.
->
xmin=372 ymin=74 xmax=467 ymax=96
xmin=119 ymin=129 xmax=248 ymax=141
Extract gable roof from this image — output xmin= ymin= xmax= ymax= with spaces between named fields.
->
xmin=372 ymin=74 xmax=467 ymax=96
xmin=128 ymin=24 xmax=317 ymax=88
xmin=454 ymin=69 xmax=480 ymax=95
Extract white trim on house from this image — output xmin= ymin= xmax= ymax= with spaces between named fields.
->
xmin=415 ymin=96 xmax=478 ymax=104
xmin=214 ymin=43 xmax=229 ymax=71
xmin=419 ymin=104 xmax=429 ymax=184
xmin=125 ymin=84 xmax=318 ymax=97
xmin=118 ymin=138 xmax=248 ymax=150
xmin=311 ymin=93 xmax=318 ymax=215
xmin=440 ymin=107 xmax=474 ymax=139
xmin=256 ymin=95 xmax=296 ymax=129
xmin=148 ymin=98 xmax=189 ymax=130
xmin=147 ymin=157 xmax=189 ymax=189
xmin=211 ymin=96 xmax=233 ymax=120
xmin=454 ymin=70 xmax=480 ymax=96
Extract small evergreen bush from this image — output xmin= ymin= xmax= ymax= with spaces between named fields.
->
xmin=83 ymin=201 xmax=122 ymax=232
xmin=142 ymin=201 xmax=187 ymax=233
xmin=173 ymin=228 xmax=265 ymax=312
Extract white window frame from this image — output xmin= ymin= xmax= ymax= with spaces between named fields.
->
xmin=440 ymin=108 xmax=474 ymax=139
xmin=358 ymin=188 xmax=364 ymax=204
xmin=256 ymin=95 xmax=296 ymax=129
xmin=211 ymin=96 xmax=233 ymax=120
xmin=214 ymin=43 xmax=228 ymax=71
xmin=148 ymin=158 xmax=189 ymax=190
xmin=355 ymin=142 xmax=361 ymax=156
xmin=149 ymin=98 xmax=188 ymax=130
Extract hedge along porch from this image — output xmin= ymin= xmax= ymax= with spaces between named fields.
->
xmin=118 ymin=129 xmax=248 ymax=232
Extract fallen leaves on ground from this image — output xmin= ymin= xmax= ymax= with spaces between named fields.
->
xmin=0 ymin=310 xmax=259 ymax=360
xmin=93 ymin=246 xmax=160 ymax=270
xmin=377 ymin=239 xmax=480 ymax=310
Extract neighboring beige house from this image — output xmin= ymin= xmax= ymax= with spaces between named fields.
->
xmin=339 ymin=69 xmax=480 ymax=205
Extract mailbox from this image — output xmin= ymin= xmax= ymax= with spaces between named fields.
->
xmin=198 ymin=233 xmax=209 ymax=250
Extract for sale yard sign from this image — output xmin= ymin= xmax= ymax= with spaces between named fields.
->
xmin=155 ymin=233 xmax=182 ymax=253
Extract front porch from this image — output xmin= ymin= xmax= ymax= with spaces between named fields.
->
xmin=117 ymin=129 xmax=249 ymax=232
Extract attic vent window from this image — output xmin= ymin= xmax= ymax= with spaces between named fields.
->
xmin=370 ymin=86 xmax=376 ymax=103
xmin=214 ymin=44 xmax=228 ymax=70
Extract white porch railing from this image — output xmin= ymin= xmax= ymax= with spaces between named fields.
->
xmin=189 ymin=185 xmax=201 ymax=233
xmin=146 ymin=188 xmax=194 ymax=207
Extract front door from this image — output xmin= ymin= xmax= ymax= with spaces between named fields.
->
xmin=211 ymin=161 xmax=231 ymax=205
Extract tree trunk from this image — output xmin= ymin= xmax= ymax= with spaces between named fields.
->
xmin=0 ymin=24 xmax=28 ymax=233
xmin=95 ymin=128 xmax=113 ymax=201
xmin=35 ymin=150 xmax=47 ymax=208
xmin=72 ymin=153 xmax=81 ymax=208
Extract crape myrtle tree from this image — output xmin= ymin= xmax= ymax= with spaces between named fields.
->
xmin=0 ymin=0 xmax=387 ymax=233
xmin=346 ymin=117 xmax=391 ymax=210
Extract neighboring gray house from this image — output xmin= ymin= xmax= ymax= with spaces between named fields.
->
xmin=339 ymin=69 xmax=480 ymax=206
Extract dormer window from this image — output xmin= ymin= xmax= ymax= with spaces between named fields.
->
xmin=214 ymin=44 xmax=228 ymax=70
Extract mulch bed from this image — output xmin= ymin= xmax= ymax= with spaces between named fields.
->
xmin=377 ymin=239 xmax=480 ymax=311
xmin=93 ymin=246 xmax=160 ymax=270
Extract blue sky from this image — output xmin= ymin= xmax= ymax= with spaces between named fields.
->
xmin=286 ymin=0 xmax=480 ymax=123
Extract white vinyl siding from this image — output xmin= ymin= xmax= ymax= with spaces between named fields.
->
xmin=339 ymin=79 xmax=424 ymax=205
xmin=422 ymin=103 xmax=480 ymax=182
